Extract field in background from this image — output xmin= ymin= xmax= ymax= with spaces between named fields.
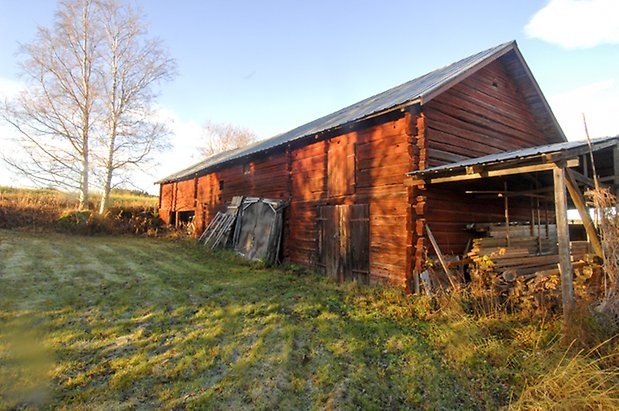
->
xmin=1 ymin=230 xmax=617 ymax=409
xmin=0 ymin=186 xmax=159 ymax=233
xmin=0 ymin=186 xmax=158 ymax=211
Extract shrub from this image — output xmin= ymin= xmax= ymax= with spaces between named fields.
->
xmin=55 ymin=207 xmax=164 ymax=236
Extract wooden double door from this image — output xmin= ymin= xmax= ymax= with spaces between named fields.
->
xmin=318 ymin=204 xmax=369 ymax=283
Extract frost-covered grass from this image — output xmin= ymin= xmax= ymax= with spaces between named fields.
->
xmin=0 ymin=230 xmax=617 ymax=409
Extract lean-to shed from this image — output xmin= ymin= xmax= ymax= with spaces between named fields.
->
xmin=157 ymin=41 xmax=567 ymax=290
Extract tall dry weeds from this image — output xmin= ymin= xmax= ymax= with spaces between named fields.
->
xmin=510 ymin=339 xmax=619 ymax=410
xmin=586 ymin=188 xmax=619 ymax=314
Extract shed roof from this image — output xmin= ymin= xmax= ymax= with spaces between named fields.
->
xmin=157 ymin=40 xmax=563 ymax=184
xmin=406 ymin=136 xmax=618 ymax=182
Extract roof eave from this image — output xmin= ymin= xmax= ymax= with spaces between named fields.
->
xmin=510 ymin=46 xmax=567 ymax=142
xmin=156 ymin=100 xmax=422 ymax=184
xmin=407 ymin=137 xmax=618 ymax=179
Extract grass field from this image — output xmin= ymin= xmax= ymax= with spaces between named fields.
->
xmin=1 ymin=230 xmax=617 ymax=410
xmin=0 ymin=186 xmax=158 ymax=210
xmin=0 ymin=186 xmax=161 ymax=234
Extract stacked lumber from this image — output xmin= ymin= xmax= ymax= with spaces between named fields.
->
xmin=470 ymin=237 xmax=558 ymax=256
xmin=570 ymin=241 xmax=592 ymax=262
xmin=467 ymin=222 xmax=601 ymax=310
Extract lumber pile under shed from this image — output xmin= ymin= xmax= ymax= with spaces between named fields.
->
xmin=467 ymin=223 xmax=602 ymax=310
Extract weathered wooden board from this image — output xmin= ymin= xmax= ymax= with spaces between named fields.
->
xmin=160 ymin=58 xmax=563 ymax=290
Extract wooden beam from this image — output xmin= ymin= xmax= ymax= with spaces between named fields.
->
xmin=569 ymin=169 xmax=598 ymax=189
xmin=544 ymin=138 xmax=619 ymax=163
xmin=423 ymin=159 xmax=579 ymax=185
xmin=565 ymin=169 xmax=604 ymax=258
xmin=426 ymin=225 xmax=457 ymax=289
xmin=404 ymin=178 xmax=426 ymax=187
xmin=553 ymin=167 xmax=575 ymax=320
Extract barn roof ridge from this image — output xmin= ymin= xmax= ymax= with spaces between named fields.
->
xmin=157 ymin=40 xmax=561 ymax=184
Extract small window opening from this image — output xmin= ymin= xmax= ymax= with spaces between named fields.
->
xmin=219 ymin=179 xmax=224 ymax=190
xmin=243 ymin=163 xmax=251 ymax=175
xmin=178 ymin=210 xmax=195 ymax=224
xmin=492 ymin=81 xmax=499 ymax=88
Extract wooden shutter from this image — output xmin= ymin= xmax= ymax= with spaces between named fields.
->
xmin=327 ymin=140 xmax=355 ymax=197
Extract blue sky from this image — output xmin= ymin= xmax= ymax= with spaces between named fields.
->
xmin=1 ymin=0 xmax=618 ymax=192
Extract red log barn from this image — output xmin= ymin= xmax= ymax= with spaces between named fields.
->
xmin=157 ymin=41 xmax=567 ymax=291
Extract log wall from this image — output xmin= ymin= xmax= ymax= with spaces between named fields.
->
xmin=287 ymin=114 xmax=413 ymax=287
xmin=424 ymin=60 xmax=559 ymax=168
xmin=159 ymin=113 xmax=414 ymax=287
xmin=159 ymin=58 xmax=563 ymax=289
xmin=413 ymin=60 xmax=564 ymax=270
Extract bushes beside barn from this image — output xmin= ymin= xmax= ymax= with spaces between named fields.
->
xmin=56 ymin=208 xmax=164 ymax=235
xmin=0 ymin=186 xmax=165 ymax=235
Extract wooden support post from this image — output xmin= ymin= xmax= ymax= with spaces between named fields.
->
xmin=535 ymin=177 xmax=542 ymax=254
xmin=426 ymin=225 xmax=456 ymax=289
xmin=536 ymin=200 xmax=542 ymax=254
xmin=504 ymin=181 xmax=510 ymax=247
xmin=413 ymin=270 xmax=420 ymax=294
xmin=565 ymin=169 xmax=604 ymax=258
xmin=544 ymin=201 xmax=549 ymax=238
xmin=553 ymin=166 xmax=575 ymax=320
xmin=530 ymin=200 xmax=535 ymax=237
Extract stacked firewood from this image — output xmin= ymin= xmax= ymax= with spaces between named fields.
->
xmin=467 ymin=225 xmax=603 ymax=310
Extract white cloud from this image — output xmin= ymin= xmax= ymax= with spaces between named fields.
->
xmin=525 ymin=0 xmax=619 ymax=48
xmin=129 ymin=107 xmax=204 ymax=194
xmin=0 ymin=77 xmax=24 ymax=99
xmin=0 ymin=78 xmax=28 ymax=187
xmin=548 ymin=78 xmax=619 ymax=140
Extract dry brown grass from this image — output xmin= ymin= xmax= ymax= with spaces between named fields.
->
xmin=0 ymin=186 xmax=158 ymax=232
xmin=510 ymin=339 xmax=619 ymax=410
xmin=586 ymin=187 xmax=619 ymax=314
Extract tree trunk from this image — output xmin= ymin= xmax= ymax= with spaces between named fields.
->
xmin=79 ymin=121 xmax=89 ymax=210
xmin=78 ymin=1 xmax=92 ymax=211
xmin=79 ymin=155 xmax=89 ymax=210
xmin=98 ymin=163 xmax=113 ymax=215
xmin=99 ymin=127 xmax=116 ymax=215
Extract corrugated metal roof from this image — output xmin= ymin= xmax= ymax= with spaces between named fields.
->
xmin=407 ymin=136 xmax=618 ymax=178
xmin=157 ymin=41 xmax=535 ymax=183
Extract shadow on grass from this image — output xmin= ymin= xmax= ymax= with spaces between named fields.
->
xmin=0 ymin=231 xmax=520 ymax=409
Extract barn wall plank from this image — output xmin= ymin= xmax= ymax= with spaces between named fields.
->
xmin=416 ymin=60 xmax=561 ymax=263
xmin=287 ymin=115 xmax=412 ymax=287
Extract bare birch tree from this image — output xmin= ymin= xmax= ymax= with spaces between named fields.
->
xmin=95 ymin=0 xmax=175 ymax=214
xmin=1 ymin=0 xmax=99 ymax=209
xmin=199 ymin=121 xmax=256 ymax=158
xmin=1 ymin=0 xmax=175 ymax=213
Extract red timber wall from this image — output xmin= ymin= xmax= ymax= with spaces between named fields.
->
xmin=159 ymin=152 xmax=290 ymax=227
xmin=159 ymin=112 xmax=416 ymax=288
xmin=412 ymin=59 xmax=565 ymax=269
xmin=159 ymin=179 xmax=196 ymax=224
xmin=288 ymin=113 xmax=415 ymax=287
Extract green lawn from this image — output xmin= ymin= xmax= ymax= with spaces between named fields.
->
xmin=0 ymin=230 xmax=616 ymax=410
